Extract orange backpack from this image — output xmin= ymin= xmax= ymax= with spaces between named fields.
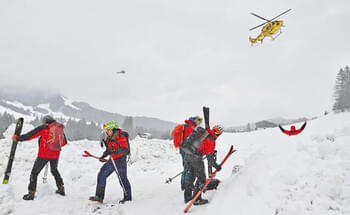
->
xmin=47 ymin=122 xmax=66 ymax=151
xmin=172 ymin=124 xmax=185 ymax=148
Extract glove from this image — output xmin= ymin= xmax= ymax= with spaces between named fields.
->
xmin=101 ymin=149 xmax=111 ymax=158
xmin=98 ymin=157 xmax=106 ymax=163
xmin=215 ymin=165 xmax=222 ymax=171
xmin=13 ymin=135 xmax=19 ymax=141
xmin=213 ymin=163 xmax=222 ymax=171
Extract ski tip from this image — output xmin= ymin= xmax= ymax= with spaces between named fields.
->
xmin=2 ymin=179 xmax=9 ymax=184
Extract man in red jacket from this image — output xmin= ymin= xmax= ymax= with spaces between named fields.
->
xmin=279 ymin=121 xmax=307 ymax=136
xmin=180 ymin=116 xmax=203 ymax=191
xmin=89 ymin=121 xmax=132 ymax=204
xmin=180 ymin=125 xmax=223 ymax=205
xmin=13 ymin=115 xmax=67 ymax=200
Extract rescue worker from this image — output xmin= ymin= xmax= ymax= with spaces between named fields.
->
xmin=89 ymin=121 xmax=132 ymax=204
xmin=180 ymin=125 xmax=223 ymax=205
xmin=13 ymin=115 xmax=67 ymax=200
xmin=180 ymin=116 xmax=203 ymax=190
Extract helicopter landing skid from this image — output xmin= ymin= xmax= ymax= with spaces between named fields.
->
xmin=271 ymin=31 xmax=282 ymax=40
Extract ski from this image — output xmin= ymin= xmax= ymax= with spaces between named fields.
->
xmin=184 ymin=145 xmax=236 ymax=213
xmin=203 ymin=106 xmax=210 ymax=130
xmin=3 ymin=117 xmax=24 ymax=184
xmin=203 ymin=106 xmax=213 ymax=176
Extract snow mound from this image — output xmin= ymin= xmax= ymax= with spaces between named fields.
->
xmin=1 ymin=112 xmax=350 ymax=215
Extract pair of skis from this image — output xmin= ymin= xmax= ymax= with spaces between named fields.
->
xmin=2 ymin=118 xmax=24 ymax=184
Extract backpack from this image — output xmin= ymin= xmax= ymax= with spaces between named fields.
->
xmin=110 ymin=130 xmax=131 ymax=161
xmin=181 ymin=127 xmax=209 ymax=155
xmin=172 ymin=124 xmax=185 ymax=148
xmin=47 ymin=122 xmax=66 ymax=151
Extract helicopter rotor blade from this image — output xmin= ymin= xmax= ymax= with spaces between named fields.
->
xmin=250 ymin=12 xmax=269 ymax=21
xmin=249 ymin=21 xmax=268 ymax=31
xmin=249 ymin=9 xmax=291 ymax=31
xmin=269 ymin=8 xmax=292 ymax=22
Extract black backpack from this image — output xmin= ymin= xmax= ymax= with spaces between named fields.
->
xmin=181 ymin=127 xmax=209 ymax=155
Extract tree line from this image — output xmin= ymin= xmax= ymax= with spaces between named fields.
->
xmin=0 ymin=114 xmax=171 ymax=141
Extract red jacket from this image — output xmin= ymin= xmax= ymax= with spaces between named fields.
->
xmin=197 ymin=129 xmax=217 ymax=156
xmin=105 ymin=129 xmax=130 ymax=160
xmin=18 ymin=124 xmax=67 ymax=159
xmin=279 ymin=122 xmax=307 ymax=136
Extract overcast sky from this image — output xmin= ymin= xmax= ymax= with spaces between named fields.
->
xmin=0 ymin=0 xmax=349 ymax=126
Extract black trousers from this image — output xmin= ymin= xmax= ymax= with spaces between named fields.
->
xmin=183 ymin=154 xmax=206 ymax=202
xmin=28 ymin=157 xmax=64 ymax=192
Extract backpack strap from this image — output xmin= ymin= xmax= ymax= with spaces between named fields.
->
xmin=182 ymin=124 xmax=190 ymax=142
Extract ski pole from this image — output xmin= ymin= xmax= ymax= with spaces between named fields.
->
xmin=43 ymin=163 xmax=49 ymax=184
xmin=82 ymin=150 xmax=107 ymax=162
xmin=166 ymin=156 xmax=207 ymax=184
xmin=165 ymin=171 xmax=183 ymax=184
xmin=110 ymin=156 xmax=128 ymax=196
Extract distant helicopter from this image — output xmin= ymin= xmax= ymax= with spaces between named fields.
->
xmin=116 ymin=70 xmax=126 ymax=75
xmin=249 ymin=9 xmax=291 ymax=45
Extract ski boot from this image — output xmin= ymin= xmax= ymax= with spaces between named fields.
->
xmin=89 ymin=195 xmax=103 ymax=203
xmin=56 ymin=184 xmax=65 ymax=196
xmin=23 ymin=191 xmax=35 ymax=200
xmin=119 ymin=198 xmax=131 ymax=204
xmin=119 ymin=194 xmax=132 ymax=204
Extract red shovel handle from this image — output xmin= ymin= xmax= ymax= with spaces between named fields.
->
xmin=82 ymin=150 xmax=107 ymax=162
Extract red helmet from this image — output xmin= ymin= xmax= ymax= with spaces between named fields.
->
xmin=212 ymin=125 xmax=223 ymax=136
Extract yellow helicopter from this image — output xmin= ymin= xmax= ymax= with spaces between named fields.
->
xmin=249 ymin=9 xmax=291 ymax=45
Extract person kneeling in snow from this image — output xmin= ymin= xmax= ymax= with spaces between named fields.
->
xmin=13 ymin=115 xmax=67 ymax=200
xmin=89 ymin=121 xmax=132 ymax=204
xmin=180 ymin=125 xmax=223 ymax=205
xmin=278 ymin=121 xmax=307 ymax=136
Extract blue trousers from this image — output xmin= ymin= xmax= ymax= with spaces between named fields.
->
xmin=96 ymin=157 xmax=132 ymax=200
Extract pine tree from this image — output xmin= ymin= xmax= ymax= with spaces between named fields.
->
xmin=122 ymin=116 xmax=135 ymax=139
xmin=0 ymin=112 xmax=15 ymax=139
xmin=333 ymin=65 xmax=350 ymax=112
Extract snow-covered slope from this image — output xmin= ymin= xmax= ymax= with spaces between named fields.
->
xmin=1 ymin=112 xmax=350 ymax=215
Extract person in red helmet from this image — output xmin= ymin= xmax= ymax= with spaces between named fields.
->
xmin=278 ymin=121 xmax=307 ymax=136
xmin=180 ymin=124 xmax=223 ymax=205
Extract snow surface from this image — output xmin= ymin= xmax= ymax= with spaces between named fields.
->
xmin=1 ymin=113 xmax=350 ymax=215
